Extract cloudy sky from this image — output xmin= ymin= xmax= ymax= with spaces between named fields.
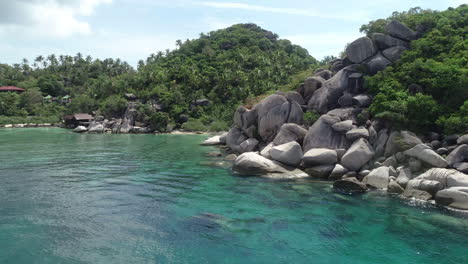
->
xmin=0 ymin=0 xmax=464 ymax=67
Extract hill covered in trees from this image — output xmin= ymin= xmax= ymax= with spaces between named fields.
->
xmin=0 ymin=24 xmax=316 ymax=130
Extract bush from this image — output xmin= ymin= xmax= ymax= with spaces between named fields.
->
xmin=0 ymin=115 xmax=60 ymax=125
xmin=146 ymin=112 xmax=170 ymax=132
xmin=181 ymin=120 xmax=207 ymax=132
xmin=303 ymin=110 xmax=320 ymax=127
xmin=100 ymin=95 xmax=127 ymax=118
xmin=208 ymin=121 xmax=229 ymax=132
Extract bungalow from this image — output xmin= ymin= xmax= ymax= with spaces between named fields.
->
xmin=64 ymin=113 xmax=94 ymax=128
xmin=0 ymin=86 xmax=25 ymax=93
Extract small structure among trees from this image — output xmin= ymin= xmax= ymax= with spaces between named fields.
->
xmin=63 ymin=113 xmax=94 ymax=128
xmin=0 ymin=86 xmax=25 ymax=93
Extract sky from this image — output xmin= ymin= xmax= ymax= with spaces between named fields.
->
xmin=0 ymin=0 xmax=465 ymax=67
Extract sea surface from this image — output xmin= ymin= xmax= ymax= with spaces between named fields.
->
xmin=1 ymin=128 xmax=468 ymax=264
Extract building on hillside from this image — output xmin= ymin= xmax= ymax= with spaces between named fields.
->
xmin=63 ymin=113 xmax=94 ymax=128
xmin=0 ymin=86 xmax=25 ymax=93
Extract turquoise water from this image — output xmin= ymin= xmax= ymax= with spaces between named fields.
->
xmin=1 ymin=128 xmax=468 ymax=264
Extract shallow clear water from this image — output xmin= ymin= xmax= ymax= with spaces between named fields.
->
xmin=1 ymin=128 xmax=468 ymax=264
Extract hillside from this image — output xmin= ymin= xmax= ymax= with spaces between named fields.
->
xmin=0 ymin=24 xmax=316 ymax=130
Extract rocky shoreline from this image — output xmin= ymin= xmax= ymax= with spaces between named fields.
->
xmin=201 ymin=20 xmax=468 ymax=211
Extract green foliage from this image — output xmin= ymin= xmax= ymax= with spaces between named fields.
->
xmin=436 ymin=101 xmax=468 ymax=134
xmin=0 ymin=93 xmax=26 ymax=116
xmin=181 ymin=120 xmax=207 ymax=132
xmin=365 ymin=5 xmax=468 ymax=133
xmin=0 ymin=115 xmax=60 ymax=126
xmin=67 ymin=94 xmax=98 ymax=114
xmin=303 ymin=110 xmax=320 ymax=127
xmin=208 ymin=121 xmax=229 ymax=132
xmin=100 ymin=95 xmax=127 ymax=118
xmin=146 ymin=112 xmax=170 ymax=132
xmin=37 ymin=74 xmax=64 ymax=96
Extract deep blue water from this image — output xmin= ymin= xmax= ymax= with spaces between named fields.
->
xmin=1 ymin=128 xmax=468 ymax=264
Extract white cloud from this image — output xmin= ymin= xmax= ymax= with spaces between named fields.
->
xmin=0 ymin=0 xmax=112 ymax=38
xmin=196 ymin=1 xmax=370 ymax=21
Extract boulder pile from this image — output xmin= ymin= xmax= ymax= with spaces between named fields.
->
xmin=201 ymin=20 xmax=468 ymax=211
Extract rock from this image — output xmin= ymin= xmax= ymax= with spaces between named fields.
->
xmin=284 ymin=91 xmax=305 ymax=105
xmin=406 ymin=178 xmax=444 ymax=195
xmin=388 ymin=180 xmax=404 ymax=194
xmin=368 ymin=126 xmax=378 ymax=145
xmin=303 ymin=148 xmax=338 ymax=166
xmin=359 ymin=170 xmax=371 ymax=177
xmin=303 ymin=115 xmax=350 ymax=152
xmin=382 ymin=46 xmax=408 ymax=62
xmin=133 ymin=127 xmax=151 ymax=134
xmin=364 ymin=166 xmax=390 ymax=189
xmin=404 ymin=144 xmax=448 ymax=168
xmin=239 ymin=138 xmax=259 ymax=153
xmin=304 ymin=165 xmax=334 ymax=178
xmin=345 ymin=37 xmax=377 ymax=63
xmin=233 ymin=106 xmax=257 ymax=136
xmin=226 ymin=127 xmax=248 ymax=153
xmin=201 ymin=135 xmax=224 ymax=146
xmin=308 ymin=65 xmax=361 ymax=114
xmin=446 ymin=145 xmax=468 ymax=167
xmin=73 ymin=126 xmax=87 ymax=133
xmin=436 ymin=148 xmax=448 ymax=155
xmin=389 ymin=166 xmax=398 ymax=177
xmin=370 ymin=33 xmax=410 ymax=50
xmin=329 ymin=164 xmax=349 ymax=180
xmin=260 ymin=142 xmax=274 ymax=159
xmin=431 ymin=140 xmax=441 ymax=149
xmin=346 ymin=127 xmax=369 ymax=141
xmin=338 ymin=93 xmax=353 ymax=107
xmin=402 ymin=189 xmax=432 ymax=201
xmin=219 ymin=132 xmax=228 ymax=144
xmin=457 ymin=135 xmax=468 ymax=145
xmin=232 ymin=152 xmax=308 ymax=179
xmin=299 ymin=76 xmax=325 ymax=102
xmin=454 ymin=162 xmax=468 ymax=173
xmin=88 ymin=121 xmax=104 ymax=134
xmin=435 ymin=187 xmax=468 ymax=210
xmin=314 ymin=70 xmax=332 ymax=80
xmin=333 ymin=177 xmax=368 ymax=194
xmin=224 ymin=154 xmax=238 ymax=161
xmin=341 ymin=138 xmax=375 ymax=171
xmin=408 ymin=168 xmax=468 ymax=191
xmin=336 ymin=149 xmax=346 ymax=160
xmin=352 ymin=94 xmax=372 ymax=107
xmin=397 ymin=168 xmax=412 ymax=188
xmin=272 ymin=123 xmax=307 ymax=146
xmin=257 ymin=94 xmax=303 ymax=143
xmin=382 ymin=156 xmax=398 ymax=168
xmin=408 ymin=83 xmax=424 ymax=94
xmin=270 ymin=141 xmax=303 ymax=166
xmin=409 ymin=158 xmax=422 ymax=172
xmin=365 ymin=53 xmax=392 ymax=75
xmin=120 ymin=102 xmax=138 ymax=133
xmin=386 ymin=20 xmax=417 ymax=41
xmin=124 ymin=93 xmax=137 ymax=100
xmin=194 ymin=99 xmax=210 ymax=107
xmin=331 ymin=120 xmax=354 ymax=132
xmin=395 ymin=152 xmax=406 ymax=163
xmin=205 ymin=151 xmax=222 ymax=157
xmin=445 ymin=134 xmax=460 ymax=145
xmin=330 ymin=60 xmax=345 ymax=73
xmin=374 ymin=129 xmax=389 ymax=157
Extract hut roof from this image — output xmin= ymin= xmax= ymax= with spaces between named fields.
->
xmin=0 ymin=86 xmax=25 ymax=92
xmin=73 ymin=113 xmax=94 ymax=120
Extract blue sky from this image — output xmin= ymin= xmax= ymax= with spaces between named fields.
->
xmin=0 ymin=0 xmax=465 ymax=67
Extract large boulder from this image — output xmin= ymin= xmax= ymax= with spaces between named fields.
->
xmin=119 ymin=102 xmax=138 ymax=133
xmin=402 ymin=189 xmax=432 ymax=201
xmin=345 ymin=37 xmax=377 ymax=63
xmin=270 ymin=141 xmax=303 ymax=167
xmin=331 ymin=120 xmax=354 ymax=132
xmin=257 ymin=94 xmax=303 ymax=143
xmin=303 ymin=115 xmax=349 ymax=152
xmin=239 ymin=138 xmax=259 ymax=153
xmin=373 ymin=128 xmax=389 ymax=157
xmin=346 ymin=127 xmax=369 ymax=141
xmin=283 ymin=91 xmax=305 ymax=105
xmin=382 ymin=46 xmax=408 ymax=63
xmin=273 ymin=123 xmax=307 ymax=146
xmin=314 ymin=70 xmax=332 ymax=80
xmin=341 ymin=138 xmax=375 ymax=171
xmin=396 ymin=167 xmax=412 ymax=188
xmin=73 ymin=125 xmax=87 ymax=133
xmin=435 ymin=187 xmax=468 ymax=210
xmin=404 ymin=144 xmax=448 ymax=168
xmin=233 ymin=106 xmax=257 ymax=136
xmin=304 ymin=165 xmax=334 ymax=178
xmin=299 ymin=76 xmax=325 ymax=102
xmin=363 ymin=166 xmax=390 ymax=189
xmin=329 ymin=164 xmax=349 ymax=180
xmin=352 ymin=94 xmax=372 ymax=108
xmin=333 ymin=177 xmax=368 ymax=194
xmin=226 ymin=127 xmax=248 ymax=152
xmin=88 ymin=121 xmax=104 ymax=134
xmin=457 ymin=135 xmax=468 ymax=145
xmin=406 ymin=178 xmax=444 ymax=195
xmin=303 ymin=148 xmax=338 ymax=167
xmin=370 ymin=33 xmax=410 ymax=50
xmin=365 ymin=53 xmax=392 ymax=75
xmin=308 ymin=65 xmax=361 ymax=114
xmin=388 ymin=180 xmax=404 ymax=194
xmin=201 ymin=135 xmax=224 ymax=146
xmin=446 ymin=144 xmax=468 ymax=167
xmin=384 ymin=130 xmax=422 ymax=158
xmin=407 ymin=168 xmax=468 ymax=193
xmin=386 ymin=20 xmax=417 ymax=41
xmin=232 ymin=152 xmax=308 ymax=179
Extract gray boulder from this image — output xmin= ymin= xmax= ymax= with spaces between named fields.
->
xmin=304 ymin=165 xmax=334 ymax=178
xmin=435 ymin=187 xmax=468 ymax=210
xmin=239 ymin=138 xmax=259 ymax=153
xmin=406 ymin=178 xmax=444 ymax=195
xmin=404 ymin=144 xmax=448 ymax=168
xmin=226 ymin=127 xmax=248 ymax=153
xmin=374 ymin=128 xmax=389 ymax=157
xmin=308 ymin=65 xmax=361 ymax=114
xmin=384 ymin=131 xmax=422 ymax=158
xmin=260 ymin=143 xmax=274 ymax=159
xmin=388 ymin=180 xmax=404 ymax=194
xmin=341 ymin=138 xmax=375 ymax=171
xmin=270 ymin=141 xmax=303 ymax=166
xmin=457 ymin=135 xmax=468 ymax=145
xmin=233 ymin=106 xmax=257 ymax=135
xmin=303 ymin=148 xmax=338 ymax=166
xmin=446 ymin=144 xmax=468 ymax=167
xmin=273 ymin=123 xmax=308 ymax=146
xmin=352 ymin=94 xmax=372 ymax=107
xmin=365 ymin=53 xmax=392 ymax=75
xmin=396 ymin=167 xmax=412 ymax=188
xmin=338 ymin=93 xmax=353 ymax=107
xmin=284 ymin=91 xmax=305 ymax=105
xmin=409 ymin=158 xmax=422 ymax=172
xmin=232 ymin=152 xmax=308 ymax=179
xmin=408 ymin=168 xmax=468 ymax=189
xmin=329 ymin=164 xmax=349 ymax=180
xmin=382 ymin=46 xmax=408 ymax=63
xmin=364 ymin=166 xmax=390 ymax=189
xmin=303 ymin=115 xmax=350 ymax=152
xmin=314 ymin=70 xmax=332 ymax=80
xmin=402 ymin=189 xmax=432 ymax=201
xmin=454 ymin=162 xmax=468 ymax=173
xmin=345 ymin=37 xmax=377 ymax=63
xmin=333 ymin=177 xmax=368 ymax=194
xmin=332 ymin=120 xmax=354 ymax=132
xmin=257 ymin=94 xmax=303 ymax=143
xmin=299 ymin=76 xmax=325 ymax=102
xmin=119 ymin=102 xmax=138 ymax=133
xmin=88 ymin=122 xmax=104 ymax=134
xmin=346 ymin=127 xmax=369 ymax=141
xmin=201 ymin=135 xmax=224 ymax=146
xmin=370 ymin=33 xmax=410 ymax=50
xmin=386 ymin=20 xmax=417 ymax=41
xmin=73 ymin=125 xmax=87 ymax=133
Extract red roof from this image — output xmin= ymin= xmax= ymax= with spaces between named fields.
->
xmin=0 ymin=86 xmax=25 ymax=92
